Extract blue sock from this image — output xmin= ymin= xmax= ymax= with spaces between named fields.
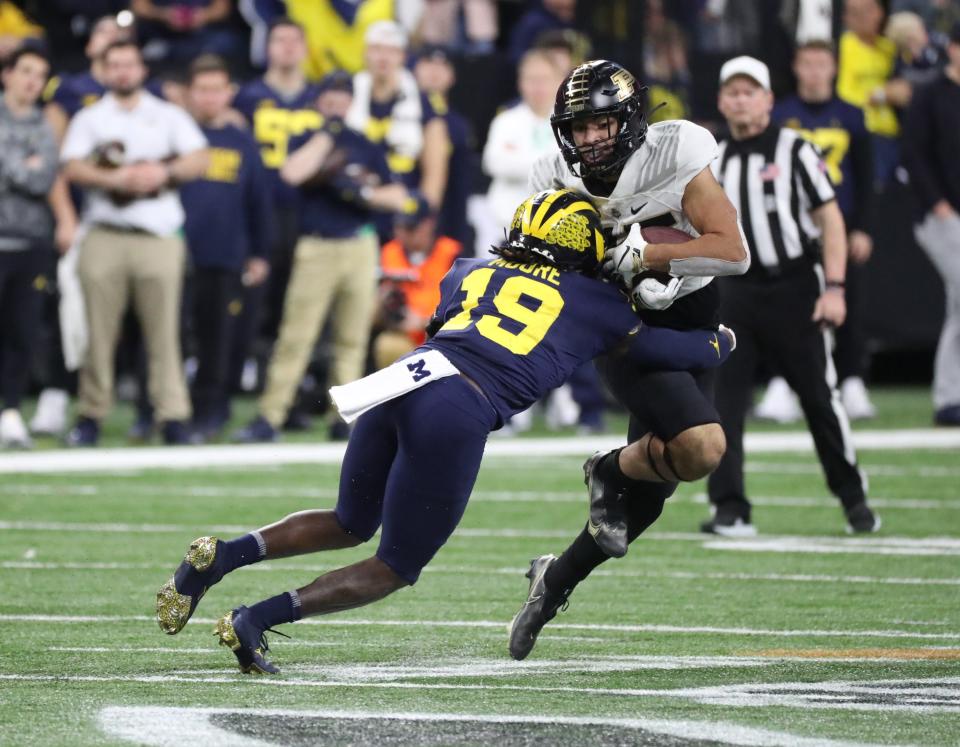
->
xmin=221 ymin=531 xmax=266 ymax=573
xmin=248 ymin=591 xmax=302 ymax=629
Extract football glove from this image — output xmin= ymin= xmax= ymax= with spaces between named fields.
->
xmin=632 ymin=275 xmax=682 ymax=310
xmin=602 ymin=223 xmax=648 ymax=287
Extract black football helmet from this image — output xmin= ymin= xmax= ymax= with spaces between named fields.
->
xmin=492 ymin=189 xmax=605 ymax=275
xmin=551 ymin=60 xmax=649 ymax=179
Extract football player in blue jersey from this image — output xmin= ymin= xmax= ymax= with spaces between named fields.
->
xmin=156 ymin=189 xmax=735 ymax=674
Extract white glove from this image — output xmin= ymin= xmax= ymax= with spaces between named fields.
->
xmin=602 ymin=223 xmax=648 ymax=287
xmin=632 ymin=275 xmax=682 ymax=310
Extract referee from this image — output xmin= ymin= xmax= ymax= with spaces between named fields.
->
xmin=702 ymin=56 xmax=879 ymax=536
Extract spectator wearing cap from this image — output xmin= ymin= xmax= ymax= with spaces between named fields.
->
xmin=413 ymin=44 xmax=479 ymax=249
xmin=346 ymin=21 xmax=450 ymax=213
xmin=902 ymin=23 xmax=960 ymax=426
xmin=234 ymin=70 xmax=412 ymax=443
xmin=61 ymin=40 xmax=209 ymax=447
xmin=0 ymin=46 xmax=58 ymax=449
xmin=180 ymin=54 xmax=273 ymax=439
xmin=482 ymin=48 xmax=565 ymax=237
xmin=372 ymin=195 xmax=461 ymax=369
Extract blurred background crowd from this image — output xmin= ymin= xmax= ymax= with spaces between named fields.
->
xmin=0 ymin=0 xmax=957 ymax=449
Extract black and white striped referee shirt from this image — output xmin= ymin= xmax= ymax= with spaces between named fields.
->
xmin=711 ymin=126 xmax=836 ymax=276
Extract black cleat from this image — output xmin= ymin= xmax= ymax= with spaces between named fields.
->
xmin=214 ymin=606 xmax=282 ymax=674
xmin=156 ymin=536 xmax=227 ymax=634
xmin=508 ymin=555 xmax=569 ymax=661
xmin=699 ymin=505 xmax=757 ymax=537
xmin=584 ymin=451 xmax=628 ymax=558
xmin=845 ymin=502 xmax=881 ymax=534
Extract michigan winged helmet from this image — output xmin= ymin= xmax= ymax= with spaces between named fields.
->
xmin=493 ymin=189 xmax=606 ymax=275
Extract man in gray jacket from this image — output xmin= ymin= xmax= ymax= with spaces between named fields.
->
xmin=0 ymin=46 xmax=58 ymax=449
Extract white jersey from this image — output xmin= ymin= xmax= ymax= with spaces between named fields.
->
xmin=529 ymin=119 xmax=719 ymax=298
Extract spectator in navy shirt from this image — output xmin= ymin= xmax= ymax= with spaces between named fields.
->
xmin=181 ymin=54 xmax=273 ymax=439
xmin=508 ymin=0 xmax=576 ymax=65
xmin=234 ymin=70 xmax=413 ymax=444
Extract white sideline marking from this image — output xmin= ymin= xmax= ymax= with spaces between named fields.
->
xmin=705 ymin=537 xmax=960 ymax=557
xmin=2 ymin=429 xmax=959 ymax=473
xmin=4 ymin=482 xmax=958 ymax=511
xmin=98 ymin=705 xmax=879 ymax=747
xmin=4 ymin=559 xmax=960 ymax=588
xmin=2 ymin=614 xmax=958 ymax=640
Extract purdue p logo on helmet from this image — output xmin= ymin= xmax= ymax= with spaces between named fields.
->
xmin=494 ymin=189 xmax=605 ymax=275
xmin=551 ymin=60 xmax=650 ymax=179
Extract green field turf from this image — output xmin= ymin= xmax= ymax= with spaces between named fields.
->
xmin=1 ymin=389 xmax=958 ymax=745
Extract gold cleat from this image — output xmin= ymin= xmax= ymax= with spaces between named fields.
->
xmin=214 ymin=607 xmax=280 ymax=674
xmin=156 ymin=536 xmax=224 ymax=635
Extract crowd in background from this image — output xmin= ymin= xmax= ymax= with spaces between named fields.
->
xmin=0 ymin=0 xmax=958 ymax=449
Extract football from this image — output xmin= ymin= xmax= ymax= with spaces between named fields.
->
xmin=632 ymin=226 xmax=693 ymax=284
xmin=640 ymin=225 xmax=695 ymax=245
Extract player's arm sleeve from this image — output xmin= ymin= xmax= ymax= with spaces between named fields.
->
xmin=244 ymin=137 xmax=274 ymax=259
xmin=794 ymin=138 xmax=836 ymax=210
xmin=622 ymin=324 xmax=732 ymax=370
xmin=527 ymin=154 xmax=563 ymax=193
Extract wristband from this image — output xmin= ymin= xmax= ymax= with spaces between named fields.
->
xmin=825 ymin=280 xmax=845 ymax=291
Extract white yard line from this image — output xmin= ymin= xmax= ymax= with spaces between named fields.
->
xmin=2 ymin=429 xmax=959 ymax=474
xmin=4 ymin=559 xmax=959 ymax=588
xmin=2 ymin=614 xmax=958 ymax=640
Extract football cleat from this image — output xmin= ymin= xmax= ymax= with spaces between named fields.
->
xmin=845 ymin=502 xmax=881 ymax=534
xmin=156 ymin=536 xmax=227 ymax=635
xmin=584 ymin=451 xmax=628 ymax=558
xmin=700 ymin=504 xmax=757 ymax=537
xmin=508 ymin=554 xmax=569 ymax=661
xmin=214 ymin=606 xmax=282 ymax=675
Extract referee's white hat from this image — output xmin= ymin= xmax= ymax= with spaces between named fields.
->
xmin=719 ymin=56 xmax=771 ymax=91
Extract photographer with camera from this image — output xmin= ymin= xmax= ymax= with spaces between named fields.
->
xmin=372 ymin=197 xmax=461 ymax=370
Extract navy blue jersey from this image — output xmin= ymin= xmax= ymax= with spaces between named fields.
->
xmin=291 ymin=118 xmax=393 ymax=238
xmin=425 ymin=257 xmax=730 ymax=423
xmin=180 ymin=124 xmax=274 ymax=271
xmin=232 ymin=77 xmax=323 ymax=205
xmin=773 ymin=95 xmax=872 ymax=230
xmin=45 ymin=72 xmax=165 ymax=118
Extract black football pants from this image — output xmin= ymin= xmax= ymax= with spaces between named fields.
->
xmin=708 ymin=268 xmax=867 ymax=516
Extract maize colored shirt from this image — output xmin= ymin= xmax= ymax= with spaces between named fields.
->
xmin=837 ymin=30 xmax=900 ymax=137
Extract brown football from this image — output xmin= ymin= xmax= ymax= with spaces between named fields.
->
xmin=633 ymin=226 xmax=693 ymax=284
xmin=640 ymin=225 xmax=695 ymax=244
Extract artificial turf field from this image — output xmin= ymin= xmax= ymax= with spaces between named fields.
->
xmin=1 ymin=389 xmax=958 ymax=746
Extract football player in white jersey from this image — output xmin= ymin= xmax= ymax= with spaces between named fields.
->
xmin=509 ymin=60 xmax=749 ymax=660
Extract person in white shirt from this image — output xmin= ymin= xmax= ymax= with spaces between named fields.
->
xmin=482 ymin=48 xmax=566 ymax=235
xmin=60 ymin=40 xmax=208 ymax=447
